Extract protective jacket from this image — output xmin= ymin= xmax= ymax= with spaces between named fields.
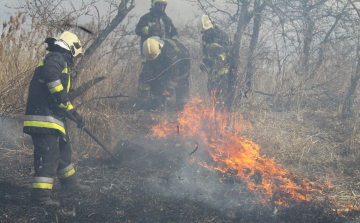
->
xmin=135 ymin=8 xmax=178 ymax=61
xmin=23 ymin=50 xmax=75 ymax=138
xmin=139 ymin=38 xmax=190 ymax=105
xmin=202 ymin=25 xmax=231 ymax=70
xmin=201 ymin=25 xmax=231 ymax=105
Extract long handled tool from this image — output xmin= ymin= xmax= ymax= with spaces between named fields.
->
xmin=65 ymin=110 xmax=120 ymax=161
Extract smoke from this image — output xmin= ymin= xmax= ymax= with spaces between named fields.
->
xmin=138 ymin=135 xmax=251 ymax=212
xmin=0 ymin=118 xmax=27 ymax=152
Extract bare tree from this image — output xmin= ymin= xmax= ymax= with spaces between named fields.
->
xmin=13 ymin=0 xmax=135 ymax=80
xmin=341 ymin=0 xmax=360 ymax=118
xmin=191 ymin=0 xmax=267 ymax=109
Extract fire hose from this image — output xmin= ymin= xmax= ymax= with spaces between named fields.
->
xmin=65 ymin=110 xmax=120 ymax=161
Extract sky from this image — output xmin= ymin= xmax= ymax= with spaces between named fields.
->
xmin=0 ymin=0 xmax=202 ymax=32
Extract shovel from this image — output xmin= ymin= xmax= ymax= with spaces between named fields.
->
xmin=65 ymin=110 xmax=120 ymax=161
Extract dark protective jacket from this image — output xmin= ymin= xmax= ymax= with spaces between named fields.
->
xmin=202 ymin=25 xmax=231 ymax=72
xmin=139 ymin=38 xmax=190 ymax=102
xmin=23 ymin=50 xmax=75 ymax=138
xmin=142 ymin=38 xmax=190 ymax=83
xmin=135 ymin=8 xmax=178 ymax=60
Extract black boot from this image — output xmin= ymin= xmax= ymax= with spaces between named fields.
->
xmin=31 ymin=189 xmax=60 ymax=206
xmin=60 ymin=175 xmax=91 ymax=192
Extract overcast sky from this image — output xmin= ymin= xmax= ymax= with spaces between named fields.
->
xmin=1 ymin=0 xmax=202 ymax=32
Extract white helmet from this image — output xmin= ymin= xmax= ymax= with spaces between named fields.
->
xmin=197 ymin=15 xmax=214 ymax=32
xmin=55 ymin=31 xmax=82 ymax=57
xmin=152 ymin=0 xmax=168 ymax=8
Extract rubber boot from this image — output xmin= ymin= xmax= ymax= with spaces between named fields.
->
xmin=60 ymin=175 xmax=91 ymax=192
xmin=31 ymin=189 xmax=60 ymax=206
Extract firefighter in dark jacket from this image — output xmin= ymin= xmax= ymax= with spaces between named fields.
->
xmin=23 ymin=31 xmax=90 ymax=206
xmin=135 ymin=0 xmax=178 ymax=63
xmin=198 ymin=15 xmax=231 ymax=105
xmin=139 ymin=36 xmax=190 ymax=110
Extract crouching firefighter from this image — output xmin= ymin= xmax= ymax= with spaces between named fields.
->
xmin=23 ymin=31 xmax=90 ymax=206
xmin=138 ymin=36 xmax=190 ymax=111
xmin=198 ymin=15 xmax=231 ymax=107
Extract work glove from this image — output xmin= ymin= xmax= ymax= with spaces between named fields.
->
xmin=151 ymin=24 xmax=160 ymax=32
xmin=68 ymin=109 xmax=85 ymax=129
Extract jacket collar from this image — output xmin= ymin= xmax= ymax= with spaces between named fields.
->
xmin=150 ymin=8 xmax=166 ymax=17
xmin=61 ymin=51 xmax=74 ymax=67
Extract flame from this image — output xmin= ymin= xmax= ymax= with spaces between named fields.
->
xmin=149 ymin=97 xmax=335 ymax=208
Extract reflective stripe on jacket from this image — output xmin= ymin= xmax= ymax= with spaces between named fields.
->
xmin=23 ymin=51 xmax=74 ymax=137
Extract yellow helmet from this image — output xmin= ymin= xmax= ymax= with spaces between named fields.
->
xmin=55 ymin=31 xmax=82 ymax=57
xmin=143 ymin=37 xmax=164 ymax=60
xmin=197 ymin=15 xmax=214 ymax=32
xmin=152 ymin=0 xmax=168 ymax=8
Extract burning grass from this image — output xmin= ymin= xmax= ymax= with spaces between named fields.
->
xmin=148 ymin=96 xmax=360 ymax=218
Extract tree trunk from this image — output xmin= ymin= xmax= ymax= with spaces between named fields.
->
xmin=342 ymin=47 xmax=360 ymax=118
xmin=226 ymin=0 xmax=252 ymax=109
xmin=74 ymin=0 xmax=135 ymax=79
xmin=244 ymin=1 xmax=265 ymax=91
xmin=300 ymin=12 xmax=314 ymax=76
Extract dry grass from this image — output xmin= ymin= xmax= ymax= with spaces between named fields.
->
xmin=0 ymin=13 xmax=48 ymax=119
xmin=1 ymin=12 xmax=360 ymax=211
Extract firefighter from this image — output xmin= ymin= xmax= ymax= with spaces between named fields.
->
xmin=140 ymin=36 xmax=190 ymax=110
xmin=198 ymin=15 xmax=231 ymax=105
xmin=23 ymin=31 xmax=90 ymax=206
xmin=135 ymin=0 xmax=178 ymax=63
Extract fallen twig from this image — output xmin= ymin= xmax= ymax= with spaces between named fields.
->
xmin=189 ymin=141 xmax=198 ymax=155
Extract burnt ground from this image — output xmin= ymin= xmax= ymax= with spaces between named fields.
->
xmin=0 ymin=134 xmax=357 ymax=223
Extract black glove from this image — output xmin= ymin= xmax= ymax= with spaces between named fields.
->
xmin=68 ymin=109 xmax=85 ymax=129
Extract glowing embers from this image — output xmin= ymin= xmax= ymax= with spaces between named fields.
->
xmin=149 ymin=97 xmax=331 ymax=207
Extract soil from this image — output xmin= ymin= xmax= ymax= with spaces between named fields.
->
xmin=0 ymin=134 xmax=355 ymax=223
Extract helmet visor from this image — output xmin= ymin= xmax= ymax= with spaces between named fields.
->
xmin=73 ymin=42 xmax=81 ymax=49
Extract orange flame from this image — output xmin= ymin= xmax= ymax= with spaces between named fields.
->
xmin=149 ymin=97 xmax=333 ymax=207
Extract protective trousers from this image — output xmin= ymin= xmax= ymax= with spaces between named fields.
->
xmin=30 ymin=133 xmax=76 ymax=200
xmin=138 ymin=67 xmax=189 ymax=110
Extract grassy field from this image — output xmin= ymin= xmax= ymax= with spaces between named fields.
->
xmin=1 ymin=12 xmax=360 ymax=219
